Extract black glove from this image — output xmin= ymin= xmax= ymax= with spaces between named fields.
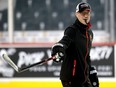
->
xmin=51 ymin=43 xmax=65 ymax=62
xmin=89 ymin=66 xmax=99 ymax=87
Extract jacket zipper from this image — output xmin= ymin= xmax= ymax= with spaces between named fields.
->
xmin=72 ymin=59 xmax=77 ymax=76
xmin=83 ymin=31 xmax=89 ymax=83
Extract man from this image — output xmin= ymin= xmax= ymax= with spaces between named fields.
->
xmin=51 ymin=2 xmax=99 ymax=87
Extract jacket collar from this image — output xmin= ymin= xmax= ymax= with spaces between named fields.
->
xmin=73 ymin=18 xmax=91 ymax=30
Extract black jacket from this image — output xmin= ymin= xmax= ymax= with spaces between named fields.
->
xmin=58 ymin=19 xmax=93 ymax=84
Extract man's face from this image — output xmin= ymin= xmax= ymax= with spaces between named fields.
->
xmin=75 ymin=10 xmax=91 ymax=25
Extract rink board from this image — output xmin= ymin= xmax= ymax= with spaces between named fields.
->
xmin=0 ymin=81 xmax=116 ymax=87
xmin=0 ymin=43 xmax=116 ymax=87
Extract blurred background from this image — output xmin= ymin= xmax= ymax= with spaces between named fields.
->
xmin=0 ymin=0 xmax=116 ymax=87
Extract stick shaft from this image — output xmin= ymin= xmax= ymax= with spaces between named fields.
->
xmin=19 ymin=57 xmax=55 ymax=72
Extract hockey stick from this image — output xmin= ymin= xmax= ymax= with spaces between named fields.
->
xmin=2 ymin=53 xmax=56 ymax=73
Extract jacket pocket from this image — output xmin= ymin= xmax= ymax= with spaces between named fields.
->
xmin=72 ymin=59 xmax=77 ymax=76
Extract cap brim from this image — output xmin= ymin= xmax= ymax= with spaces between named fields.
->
xmin=79 ymin=8 xmax=91 ymax=12
xmin=85 ymin=9 xmax=91 ymax=12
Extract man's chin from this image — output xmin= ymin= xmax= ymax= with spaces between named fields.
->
xmin=83 ymin=22 xmax=87 ymax=25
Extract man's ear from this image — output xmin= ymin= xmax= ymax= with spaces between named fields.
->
xmin=75 ymin=12 xmax=78 ymax=18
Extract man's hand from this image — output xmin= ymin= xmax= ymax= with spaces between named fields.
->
xmin=54 ymin=52 xmax=64 ymax=62
xmin=51 ymin=43 xmax=65 ymax=62
xmin=89 ymin=66 xmax=99 ymax=87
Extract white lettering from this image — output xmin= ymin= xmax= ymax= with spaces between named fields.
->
xmin=0 ymin=67 xmax=14 ymax=77
xmin=17 ymin=51 xmax=45 ymax=67
xmin=90 ymin=46 xmax=113 ymax=61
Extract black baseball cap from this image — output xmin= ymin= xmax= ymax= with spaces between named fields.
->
xmin=76 ymin=2 xmax=91 ymax=12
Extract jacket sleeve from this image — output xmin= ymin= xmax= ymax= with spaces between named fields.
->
xmin=58 ymin=27 xmax=76 ymax=49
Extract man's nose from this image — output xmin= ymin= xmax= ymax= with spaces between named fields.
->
xmin=84 ymin=14 xmax=88 ymax=18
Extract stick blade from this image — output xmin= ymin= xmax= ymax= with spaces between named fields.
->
xmin=2 ymin=54 xmax=19 ymax=72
